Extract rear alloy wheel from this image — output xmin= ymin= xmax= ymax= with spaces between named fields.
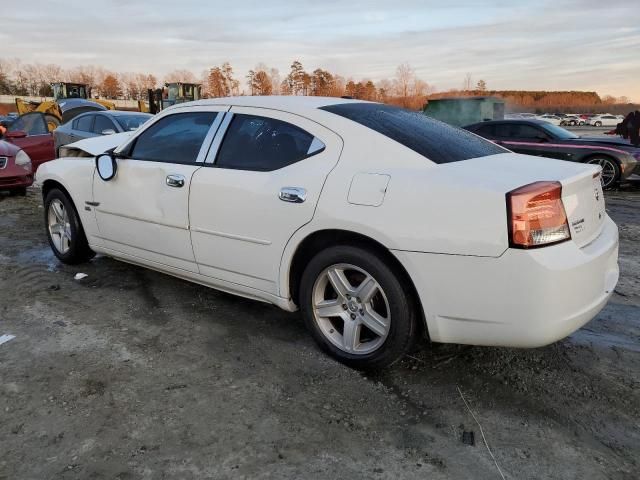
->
xmin=44 ymin=188 xmax=95 ymax=264
xmin=586 ymin=157 xmax=620 ymax=190
xmin=300 ymin=246 xmax=419 ymax=369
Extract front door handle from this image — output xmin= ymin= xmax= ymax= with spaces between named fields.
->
xmin=279 ymin=187 xmax=306 ymax=203
xmin=166 ymin=174 xmax=185 ymax=188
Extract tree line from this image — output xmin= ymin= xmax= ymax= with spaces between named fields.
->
xmin=0 ymin=58 xmax=634 ymax=113
xmin=0 ymin=58 xmax=433 ymax=110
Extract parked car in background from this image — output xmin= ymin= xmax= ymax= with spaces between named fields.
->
xmin=561 ymin=115 xmax=581 ymax=126
xmin=0 ymin=140 xmax=33 ymax=196
xmin=536 ymin=114 xmax=563 ymax=126
xmin=588 ymin=114 xmax=619 ymax=127
xmin=36 ymin=97 xmax=619 ymax=368
xmin=54 ymin=111 xmax=152 ymax=155
xmin=465 ymin=119 xmax=639 ymax=189
xmin=1 ymin=112 xmax=56 ymax=171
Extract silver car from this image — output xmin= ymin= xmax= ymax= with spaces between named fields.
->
xmin=54 ymin=111 xmax=152 ymax=156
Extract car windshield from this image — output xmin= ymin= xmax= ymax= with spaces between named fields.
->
xmin=320 ymin=103 xmax=505 ymax=164
xmin=540 ymin=123 xmax=579 ymax=140
xmin=114 ymin=114 xmax=152 ymax=131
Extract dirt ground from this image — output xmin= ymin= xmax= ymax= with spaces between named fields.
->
xmin=0 ymin=182 xmax=638 ymax=480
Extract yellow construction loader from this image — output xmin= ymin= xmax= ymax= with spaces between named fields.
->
xmin=139 ymin=82 xmax=202 ymax=114
xmin=15 ymin=82 xmax=116 ymax=130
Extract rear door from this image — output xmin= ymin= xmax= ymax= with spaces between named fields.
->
xmin=189 ymin=108 xmax=343 ymax=294
xmin=93 ymin=107 xmax=227 ymax=272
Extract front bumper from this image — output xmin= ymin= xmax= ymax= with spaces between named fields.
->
xmin=0 ymin=173 xmax=33 ymax=190
xmin=393 ymin=216 xmax=619 ymax=347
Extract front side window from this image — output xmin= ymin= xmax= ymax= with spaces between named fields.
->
xmin=8 ymin=113 xmax=48 ymax=136
xmin=128 ymin=112 xmax=218 ymax=163
xmin=75 ymin=115 xmax=94 ymax=132
xmin=93 ymin=115 xmax=116 ymax=134
xmin=320 ymin=103 xmax=504 ymax=164
xmin=216 ymin=114 xmax=325 ymax=171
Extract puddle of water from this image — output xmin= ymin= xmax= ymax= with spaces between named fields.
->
xmin=14 ymin=246 xmax=59 ymax=272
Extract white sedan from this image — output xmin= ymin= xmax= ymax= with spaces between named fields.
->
xmin=36 ymin=97 xmax=619 ymax=369
xmin=536 ymin=114 xmax=563 ymax=126
xmin=588 ymin=115 xmax=620 ymax=127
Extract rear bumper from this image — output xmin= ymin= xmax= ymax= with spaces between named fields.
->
xmin=393 ymin=216 xmax=619 ymax=347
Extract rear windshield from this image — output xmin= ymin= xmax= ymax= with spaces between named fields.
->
xmin=320 ymin=103 xmax=505 ymax=164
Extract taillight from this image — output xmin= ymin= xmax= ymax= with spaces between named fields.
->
xmin=506 ymin=181 xmax=571 ymax=249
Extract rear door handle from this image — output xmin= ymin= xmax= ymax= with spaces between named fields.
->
xmin=279 ymin=187 xmax=306 ymax=203
xmin=166 ymin=174 xmax=185 ymax=188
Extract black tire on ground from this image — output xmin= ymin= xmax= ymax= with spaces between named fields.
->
xmin=44 ymin=188 xmax=95 ymax=264
xmin=9 ymin=187 xmax=27 ymax=196
xmin=595 ymin=121 xmax=602 ymax=127
xmin=299 ymin=245 xmax=419 ymax=370
xmin=585 ymin=156 xmax=621 ymax=190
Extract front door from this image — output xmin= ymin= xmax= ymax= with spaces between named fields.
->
xmin=92 ymin=107 xmax=227 ymax=273
xmin=5 ymin=112 xmax=55 ymax=170
xmin=189 ymin=107 xmax=343 ymax=294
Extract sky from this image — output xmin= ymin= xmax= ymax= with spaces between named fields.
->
xmin=2 ymin=0 xmax=639 ymax=100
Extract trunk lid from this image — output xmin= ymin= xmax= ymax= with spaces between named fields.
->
xmin=561 ymin=168 xmax=606 ymax=248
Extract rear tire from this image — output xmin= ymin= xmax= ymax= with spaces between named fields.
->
xmin=299 ymin=245 xmax=419 ymax=370
xmin=44 ymin=188 xmax=95 ymax=264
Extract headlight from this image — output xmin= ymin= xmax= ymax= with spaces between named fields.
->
xmin=15 ymin=150 xmax=32 ymax=172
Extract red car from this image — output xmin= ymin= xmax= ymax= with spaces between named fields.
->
xmin=1 ymin=112 xmax=56 ymax=173
xmin=0 ymin=140 xmax=33 ymax=196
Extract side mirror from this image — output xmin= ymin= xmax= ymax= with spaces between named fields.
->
xmin=5 ymin=130 xmax=27 ymax=139
xmin=96 ymin=153 xmax=117 ymax=181
xmin=101 ymin=129 xmax=116 ymax=135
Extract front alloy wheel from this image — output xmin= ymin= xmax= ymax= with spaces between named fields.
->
xmin=48 ymin=199 xmax=72 ymax=255
xmin=44 ymin=188 xmax=95 ymax=264
xmin=586 ymin=157 xmax=620 ymax=190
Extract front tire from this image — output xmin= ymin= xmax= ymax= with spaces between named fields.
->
xmin=586 ymin=156 xmax=621 ymax=190
xmin=299 ymin=245 xmax=419 ymax=369
xmin=595 ymin=121 xmax=602 ymax=127
xmin=44 ymin=188 xmax=95 ymax=264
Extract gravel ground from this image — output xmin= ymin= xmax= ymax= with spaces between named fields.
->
xmin=0 ymin=183 xmax=638 ymax=480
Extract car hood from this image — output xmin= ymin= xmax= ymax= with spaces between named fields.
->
xmin=0 ymin=139 xmax=20 ymax=156
xmin=63 ymin=131 xmax=133 ymax=157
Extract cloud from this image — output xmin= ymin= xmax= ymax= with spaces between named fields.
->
xmin=2 ymin=0 xmax=638 ymax=99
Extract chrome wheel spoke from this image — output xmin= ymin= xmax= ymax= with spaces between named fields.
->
xmin=314 ymin=298 xmax=345 ymax=318
xmin=361 ymin=307 xmax=389 ymax=337
xmin=342 ymin=319 xmax=360 ymax=352
xmin=327 ymin=267 xmax=354 ymax=297
xmin=355 ymin=275 xmax=378 ymax=303
xmin=51 ymin=201 xmax=64 ymax=223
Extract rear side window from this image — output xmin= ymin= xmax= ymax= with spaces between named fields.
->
xmin=74 ymin=115 xmax=94 ymax=132
xmin=215 ymin=114 xmax=325 ymax=171
xmin=8 ymin=113 xmax=48 ymax=136
xmin=320 ymin=103 xmax=504 ymax=164
xmin=129 ymin=112 xmax=218 ymax=163
xmin=93 ymin=115 xmax=115 ymax=134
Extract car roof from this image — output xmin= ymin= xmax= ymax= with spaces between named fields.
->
xmin=171 ymin=96 xmax=368 ymax=117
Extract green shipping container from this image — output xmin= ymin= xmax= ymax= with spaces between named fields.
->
xmin=423 ymin=96 xmax=505 ymax=127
